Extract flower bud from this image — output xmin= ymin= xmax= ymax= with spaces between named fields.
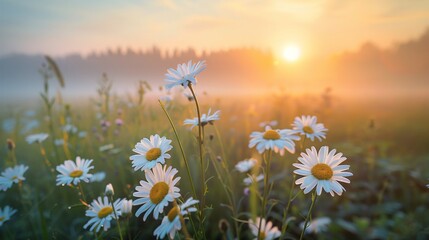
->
xmin=105 ymin=183 xmax=114 ymax=196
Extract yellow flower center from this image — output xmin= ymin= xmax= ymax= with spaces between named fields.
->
xmin=97 ymin=206 xmax=113 ymax=218
xmin=311 ymin=163 xmax=333 ymax=180
xmin=259 ymin=231 xmax=266 ymax=240
xmin=12 ymin=176 xmax=18 ymax=180
xmin=0 ymin=216 xmax=4 ymax=221
xmin=262 ymin=130 xmax=280 ymax=140
xmin=69 ymin=170 xmax=83 ymax=178
xmin=146 ymin=148 xmax=161 ymax=161
xmin=150 ymin=182 xmax=169 ymax=204
xmin=167 ymin=206 xmax=180 ymax=222
xmin=303 ymin=126 xmax=314 ymax=134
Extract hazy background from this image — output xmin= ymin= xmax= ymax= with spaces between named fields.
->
xmin=1 ymin=0 xmax=429 ymax=101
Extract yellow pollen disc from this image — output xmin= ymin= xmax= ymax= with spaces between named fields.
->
xmin=69 ymin=170 xmax=83 ymax=178
xmin=263 ymin=130 xmax=280 ymax=140
xmin=259 ymin=231 xmax=266 ymax=240
xmin=98 ymin=206 xmax=113 ymax=218
xmin=146 ymin=148 xmax=162 ymax=161
xmin=150 ymin=182 xmax=169 ymax=204
xmin=303 ymin=126 xmax=314 ymax=134
xmin=12 ymin=176 xmax=18 ymax=180
xmin=167 ymin=206 xmax=180 ymax=222
xmin=311 ymin=163 xmax=333 ymax=180
xmin=0 ymin=217 xmax=4 ymax=221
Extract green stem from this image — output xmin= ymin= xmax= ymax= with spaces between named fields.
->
xmin=257 ymin=150 xmax=272 ymax=240
xmin=281 ymin=174 xmax=297 ymax=237
xmin=78 ymin=182 xmax=87 ymax=204
xmin=188 ymin=83 xmax=206 ymax=238
xmin=110 ymin=196 xmax=124 ymax=240
xmin=299 ymin=193 xmax=318 ymax=240
xmin=158 ymin=100 xmax=197 ymax=200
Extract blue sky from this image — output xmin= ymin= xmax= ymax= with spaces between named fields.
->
xmin=1 ymin=0 xmax=429 ymax=57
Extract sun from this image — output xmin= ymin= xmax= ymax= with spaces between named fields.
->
xmin=282 ymin=45 xmax=301 ymax=62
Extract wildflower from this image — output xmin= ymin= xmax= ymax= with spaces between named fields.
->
xmin=164 ymin=60 xmax=206 ymax=90
xmin=235 ymin=158 xmax=257 ymax=173
xmin=300 ymin=217 xmax=331 ymax=234
xmin=26 ymin=133 xmax=48 ymax=144
xmin=133 ymin=164 xmax=181 ymax=221
xmin=184 ymin=109 xmax=220 ymax=129
xmin=83 ymin=196 xmax=122 ymax=232
xmin=56 ymin=156 xmax=94 ymax=186
xmin=0 ymin=165 xmax=29 ymax=191
xmin=153 ymin=198 xmax=199 ymax=239
xmin=294 ymin=146 xmax=352 ymax=196
xmin=244 ymin=174 xmax=264 ymax=186
xmin=130 ymin=135 xmax=173 ymax=171
xmin=0 ymin=206 xmax=17 ymax=227
xmin=115 ymin=118 xmax=123 ymax=127
xmin=248 ymin=217 xmax=281 ymax=240
xmin=120 ymin=199 xmax=133 ymax=216
xmin=78 ymin=131 xmax=87 ymax=138
xmin=100 ymin=120 xmax=111 ymax=128
xmin=105 ymin=183 xmax=114 ymax=196
xmin=292 ymin=115 xmax=327 ymax=142
xmin=90 ymin=172 xmax=106 ymax=183
xmin=249 ymin=126 xmax=300 ymax=155
xmin=54 ymin=139 xmax=64 ymax=146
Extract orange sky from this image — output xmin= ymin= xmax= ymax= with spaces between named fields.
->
xmin=1 ymin=0 xmax=429 ymax=58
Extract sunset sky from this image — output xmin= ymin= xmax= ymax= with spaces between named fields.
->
xmin=1 ymin=0 xmax=429 ymax=58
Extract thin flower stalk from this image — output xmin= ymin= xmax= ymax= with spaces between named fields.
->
xmin=158 ymin=100 xmax=197 ymax=200
xmin=257 ymin=150 xmax=272 ymax=240
xmin=110 ymin=196 xmax=124 ymax=240
xmin=299 ymin=193 xmax=318 ymax=240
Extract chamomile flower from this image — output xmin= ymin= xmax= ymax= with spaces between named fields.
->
xmin=120 ymin=199 xmax=133 ymax=216
xmin=0 ymin=165 xmax=29 ymax=191
xmin=248 ymin=217 xmax=281 ymax=240
xmin=249 ymin=126 xmax=300 ymax=155
xmin=130 ymin=135 xmax=173 ymax=171
xmin=0 ymin=206 xmax=17 ymax=226
xmin=133 ymin=164 xmax=181 ymax=221
xmin=292 ymin=115 xmax=327 ymax=142
xmin=164 ymin=60 xmax=206 ymax=90
xmin=56 ymin=157 xmax=94 ymax=186
xmin=90 ymin=172 xmax=106 ymax=182
xmin=183 ymin=109 xmax=220 ymax=129
xmin=300 ymin=217 xmax=331 ymax=234
xmin=83 ymin=196 xmax=122 ymax=232
xmin=153 ymin=197 xmax=199 ymax=239
xmin=294 ymin=146 xmax=353 ymax=196
xmin=26 ymin=133 xmax=48 ymax=144
xmin=235 ymin=158 xmax=257 ymax=173
xmin=244 ymin=174 xmax=264 ymax=186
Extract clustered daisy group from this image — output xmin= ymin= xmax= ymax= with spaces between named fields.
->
xmin=0 ymin=59 xmax=356 ymax=240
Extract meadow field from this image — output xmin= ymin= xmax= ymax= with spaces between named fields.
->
xmin=1 ymin=59 xmax=429 ymax=240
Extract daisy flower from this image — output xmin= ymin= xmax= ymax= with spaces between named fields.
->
xmin=133 ymin=164 xmax=181 ymax=221
xmin=294 ymin=146 xmax=353 ymax=196
xmin=90 ymin=172 xmax=106 ymax=183
xmin=56 ymin=156 xmax=94 ymax=186
xmin=248 ymin=217 xmax=281 ymax=240
xmin=153 ymin=198 xmax=199 ymax=239
xmin=183 ymin=109 xmax=220 ymax=129
xmin=300 ymin=217 xmax=331 ymax=234
xmin=120 ymin=199 xmax=133 ymax=216
xmin=235 ymin=158 xmax=257 ymax=173
xmin=249 ymin=126 xmax=300 ymax=155
xmin=83 ymin=196 xmax=122 ymax=232
xmin=0 ymin=206 xmax=17 ymax=226
xmin=130 ymin=134 xmax=173 ymax=171
xmin=292 ymin=115 xmax=327 ymax=142
xmin=244 ymin=174 xmax=264 ymax=186
xmin=26 ymin=133 xmax=48 ymax=144
xmin=0 ymin=165 xmax=29 ymax=191
xmin=164 ymin=60 xmax=206 ymax=90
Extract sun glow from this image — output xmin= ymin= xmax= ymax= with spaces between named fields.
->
xmin=283 ymin=45 xmax=301 ymax=62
